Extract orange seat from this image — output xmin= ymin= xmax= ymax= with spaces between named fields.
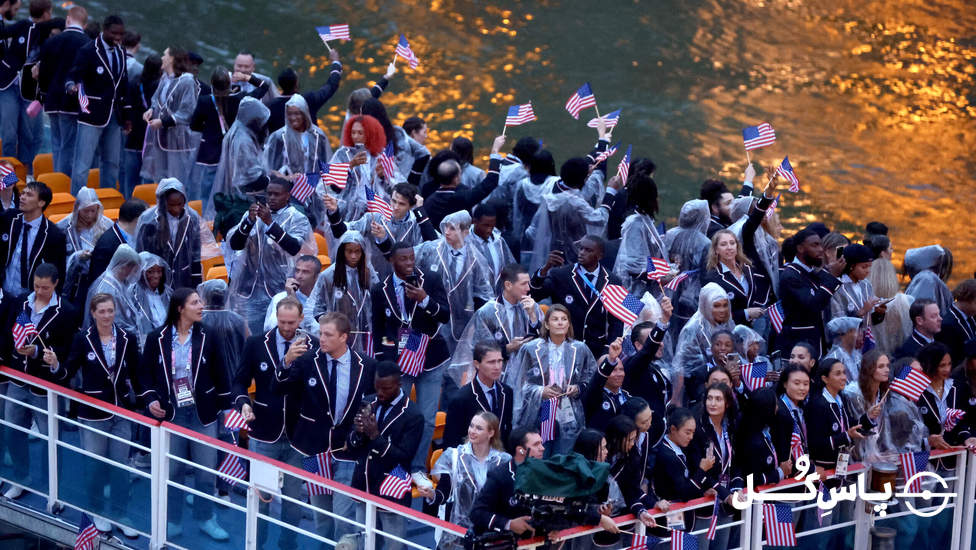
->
xmin=32 ymin=153 xmax=53 ymax=178
xmin=94 ymin=188 xmax=124 ymax=210
xmin=46 ymin=193 xmax=75 ymax=216
xmin=314 ymin=232 xmax=328 ymax=256
xmin=205 ymin=266 xmax=228 ymax=282
xmin=104 ymin=208 xmax=119 ymax=221
xmin=202 ymin=256 xmax=224 ymax=277
xmin=86 ymin=168 xmax=99 ymax=189
xmin=412 ymin=447 xmax=444 ymax=499
xmin=48 ymin=212 xmax=69 ymax=223
xmin=0 ymin=157 xmax=26 ymax=182
xmin=132 ymin=183 xmax=158 ymax=205
xmin=540 ymin=304 xmax=549 ymax=315
xmin=317 ymin=254 xmax=330 ymax=271
xmin=188 ymin=200 xmax=202 ymax=215
xmin=433 ymin=411 xmax=446 ymax=441
xmin=35 ymin=172 xmax=71 ymax=195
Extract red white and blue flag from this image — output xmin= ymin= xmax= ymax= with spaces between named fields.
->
xmin=671 ymin=530 xmax=698 ymax=550
xmin=777 ymin=157 xmax=800 ymax=193
xmin=899 ymin=450 xmax=930 ymax=492
xmin=944 ymin=408 xmax=965 ymax=432
xmin=291 ymin=173 xmax=318 ymax=203
xmin=75 ymin=514 xmax=100 ymax=550
xmin=763 ymin=503 xmax=796 ymax=547
xmin=707 ymin=497 xmax=721 ymax=540
xmin=890 ymin=365 xmax=931 ymax=402
xmin=77 ymin=84 xmax=90 ymax=114
xmin=600 ymin=284 xmax=645 ymax=326
xmin=587 ymin=109 xmax=621 ymax=129
xmin=539 ymin=397 xmax=557 ymax=442
xmin=13 ymin=311 xmax=36 ymax=349
xmin=616 ymin=144 xmax=632 ymax=184
xmin=316 ymin=24 xmax=350 ymax=42
xmin=397 ymin=330 xmax=429 ymax=377
xmin=665 ymin=270 xmax=697 ymax=291
xmin=378 ymin=464 xmax=412 ymax=499
xmin=365 ymin=185 xmax=394 ymax=222
xmin=741 ymin=362 xmax=768 ymax=391
xmin=626 ymin=533 xmax=649 ymax=549
xmin=320 ymin=161 xmax=349 ymax=190
xmin=790 ymin=430 xmax=804 ymax=459
xmin=646 ymin=257 xmax=670 ymax=281
xmin=742 ymin=122 xmax=775 ymax=151
xmin=303 ymin=450 xmax=333 ymax=496
xmin=378 ymin=141 xmax=397 ymax=181
xmin=818 ymin=480 xmax=831 ymax=525
xmin=0 ymin=163 xmax=17 ymax=189
xmin=593 ymin=142 xmax=619 ymax=164
xmin=768 ymin=301 xmax=785 ymax=334
xmin=505 ymin=103 xmax=536 ymax=126
xmin=395 ymin=35 xmax=419 ymax=69
xmin=217 ymin=453 xmax=247 ymax=486
xmin=565 ymin=82 xmax=596 ymax=119
xmin=766 ymin=193 xmax=780 ymax=220
xmin=224 ymin=409 xmax=248 ymax=432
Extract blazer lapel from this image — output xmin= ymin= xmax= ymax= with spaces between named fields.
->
xmin=85 ymin=326 xmax=112 ymax=379
xmin=313 ymin=351 xmax=333 ymax=420
xmin=470 ymin=380 xmax=488 ymax=412
xmin=382 ymin=276 xmax=405 ymax=324
xmin=27 ymin=219 xmax=48 ymax=278
xmin=191 ymin=326 xmax=205 ymax=390
xmin=492 ymin=301 xmax=510 ymax=342
xmin=115 ymin=329 xmax=129 ymax=383
xmin=263 ymin=330 xmax=278 ymax=369
xmin=338 ymin=351 xmax=366 ymax=425
xmin=379 ymin=397 xmax=408 ymax=435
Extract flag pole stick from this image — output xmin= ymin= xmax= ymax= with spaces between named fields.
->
xmin=657 ymin=279 xmax=665 ymax=295
xmin=323 ymin=39 xmax=332 ymax=53
xmin=501 ymin=124 xmax=507 ymax=137
xmin=593 ymin=102 xmax=601 ymax=120
xmin=746 ymin=149 xmax=751 ymax=166
xmin=879 ymin=388 xmax=891 ymax=403
xmin=391 ymin=52 xmax=398 ymax=68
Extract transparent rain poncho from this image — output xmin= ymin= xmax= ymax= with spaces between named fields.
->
xmin=132 ymin=251 xmax=173 ymax=345
xmin=414 ymin=211 xmax=494 ymax=352
xmin=141 ymin=72 xmax=200 ymax=183
xmin=431 ymin=443 xmax=512 ymax=550
xmin=904 ymin=245 xmax=953 ymax=314
xmin=613 ymin=211 xmax=669 ymax=295
xmin=59 ymin=187 xmax=113 ymax=256
xmin=663 ymin=199 xmax=711 ymax=326
xmin=197 ymin=278 xmax=250 ymax=381
xmin=672 ymin=283 xmax=736 ymax=394
xmin=207 ymin=96 xmax=271 ymax=218
xmin=263 ymin=94 xmax=333 ymax=176
xmin=84 ymin=244 xmax=143 ymax=338
xmin=842 ymin=385 xmax=928 ymax=464
xmin=525 ymin=186 xmax=610 ymax=273
xmin=512 ymin=174 xmax=558 ymax=267
xmin=304 ymin=230 xmax=379 ymax=356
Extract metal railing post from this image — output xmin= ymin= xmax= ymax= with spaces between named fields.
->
xmin=45 ymin=391 xmax=58 ymax=514
xmin=739 ymin=501 xmax=751 ymax=550
xmin=961 ymin=453 xmax=976 ymax=550
xmin=245 ymin=486 xmax=259 ymax=550
xmin=853 ymin=491 xmax=872 ymax=550
xmin=364 ymin=500 xmax=377 ymax=550
xmin=749 ymin=501 xmax=763 ymax=550
xmin=150 ymin=425 xmax=168 ymax=550
xmin=951 ymin=451 xmax=969 ymax=550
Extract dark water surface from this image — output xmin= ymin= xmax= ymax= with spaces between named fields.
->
xmin=86 ymin=0 xmax=976 ymax=278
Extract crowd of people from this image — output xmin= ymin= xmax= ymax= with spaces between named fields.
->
xmin=0 ymin=1 xmax=973 ymax=549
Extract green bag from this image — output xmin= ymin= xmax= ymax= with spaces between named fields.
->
xmin=213 ymin=192 xmax=252 ymax=239
xmin=514 ymin=453 xmax=609 ymax=498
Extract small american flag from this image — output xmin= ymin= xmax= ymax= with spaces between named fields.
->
xmin=587 ymin=109 xmax=621 ymax=129
xmin=790 ymin=430 xmax=803 ymax=459
xmin=378 ymin=464 xmax=412 ymax=499
xmin=671 ymin=531 xmax=699 ymax=550
xmin=593 ymin=142 xmax=620 ymax=164
xmin=75 ymin=514 xmax=100 ymax=550
xmin=320 ymin=161 xmax=349 ymax=190
xmin=706 ymin=497 xmax=720 ymax=540
xmin=395 ymin=35 xmax=419 ymax=69
xmin=539 ymin=397 xmax=557 ymax=442
xmin=378 ymin=141 xmax=397 ymax=181
xmin=397 ymin=330 xmax=428 ymax=377
xmin=565 ymin=82 xmax=596 ymax=119
xmin=316 ymin=24 xmax=350 ymax=42
xmin=646 ymin=257 xmax=670 ymax=280
xmin=890 ymin=365 xmax=931 ymax=402
xmin=626 ymin=533 xmax=649 ymax=549
xmin=765 ymin=193 xmax=780 ymax=219
xmin=0 ymin=164 xmax=17 ymax=189
xmin=361 ymin=333 xmax=375 ymax=358
xmin=303 ymin=450 xmax=333 ymax=496
xmin=767 ymin=301 xmax=785 ymax=333
xmin=899 ymin=450 xmax=930 ymax=492
xmin=616 ymin=144 xmax=632 ymax=184
xmin=777 ymin=157 xmax=800 ymax=193
xmin=217 ymin=452 xmax=247 ymax=486
xmin=943 ymin=408 xmax=965 ymax=432
xmin=224 ymin=409 xmax=248 ymax=432
xmin=600 ymin=284 xmax=645 ymax=326
xmin=77 ymin=84 xmax=90 ymax=114
xmin=664 ymin=270 xmax=697 ymax=291
xmin=742 ymin=122 xmax=775 ymax=151
xmin=741 ymin=362 xmax=768 ymax=391
xmin=762 ymin=503 xmax=796 ymax=547
xmin=291 ymin=172 xmax=318 ymax=203
xmin=505 ymin=103 xmax=537 ymax=126
xmin=365 ymin=185 xmax=394 ymax=222
xmin=12 ymin=311 xmax=37 ymax=349
xmin=818 ymin=481 xmax=831 ymax=525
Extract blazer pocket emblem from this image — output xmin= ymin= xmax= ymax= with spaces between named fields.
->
xmin=87 ymin=352 xmax=96 ymax=361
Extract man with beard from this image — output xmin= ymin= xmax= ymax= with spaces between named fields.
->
xmin=701 ymin=179 xmax=733 ymax=238
xmin=777 ymin=228 xmax=845 ymax=356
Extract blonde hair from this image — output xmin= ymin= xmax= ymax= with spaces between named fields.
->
xmin=706 ymin=229 xmax=751 ymax=271
xmin=869 ymin=258 xmax=899 ymax=298
xmin=471 ymin=411 xmax=503 ymax=450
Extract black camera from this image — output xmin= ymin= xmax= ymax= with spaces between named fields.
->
xmin=463 ymin=530 xmax=518 ymax=550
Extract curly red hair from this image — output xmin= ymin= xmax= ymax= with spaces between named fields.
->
xmin=341 ymin=114 xmax=387 ymax=156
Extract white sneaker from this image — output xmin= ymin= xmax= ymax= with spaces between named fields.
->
xmin=93 ymin=517 xmax=111 ymax=533
xmin=3 ymin=486 xmax=23 ymax=499
xmin=411 ymin=471 xmax=433 ymax=491
xmin=119 ymin=524 xmax=138 ymax=538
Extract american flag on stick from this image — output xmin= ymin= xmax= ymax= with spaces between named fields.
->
xmin=75 ymin=514 xmax=100 ymax=550
xmin=600 ymin=284 xmax=645 ymax=326
xmin=944 ymin=408 xmax=965 ymax=432
xmin=742 ymin=122 xmax=775 ymax=151
xmin=646 ymin=257 xmax=670 ymax=281
xmin=303 ymin=451 xmax=334 ymax=496
xmin=316 ymin=24 xmax=350 ymax=43
xmin=217 ymin=453 xmax=247 ymax=486
xmin=365 ymin=185 xmax=394 ymax=222
xmin=616 ymin=144 xmax=632 ymax=184
xmin=320 ymin=161 xmax=349 ymax=191
xmin=378 ymin=465 xmax=412 ymax=499
xmin=565 ymin=82 xmax=597 ymax=119
xmin=291 ymin=172 xmax=318 ymax=203
xmin=77 ymin=84 xmax=90 ymax=114
xmin=777 ymin=157 xmax=800 ymax=193
xmin=505 ymin=103 xmax=537 ymax=127
xmin=762 ymin=503 xmax=796 ymax=547
xmin=12 ymin=311 xmax=36 ymax=349
xmin=397 ymin=331 xmax=428 ymax=377
xmin=0 ymin=164 xmax=17 ymax=189
xmin=768 ymin=302 xmax=785 ymax=334
xmin=224 ymin=409 xmax=248 ymax=432
xmin=889 ymin=365 xmax=931 ymax=402
xmin=899 ymin=450 xmax=930 ymax=492
xmin=593 ymin=142 xmax=619 ymax=164
xmin=741 ymin=362 xmax=768 ymax=391
xmin=539 ymin=397 xmax=557 ymax=442
xmin=587 ymin=109 xmax=621 ymax=130
xmin=664 ymin=270 xmax=696 ymax=291
xmin=378 ymin=142 xmax=397 ymax=180
xmin=395 ymin=35 xmax=419 ymax=69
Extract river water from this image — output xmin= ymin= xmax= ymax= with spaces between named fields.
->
xmin=85 ymin=0 xmax=976 ymax=279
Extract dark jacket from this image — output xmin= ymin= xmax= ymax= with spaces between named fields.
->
xmin=4 ymin=293 xmax=78 ymax=395
xmin=471 ymin=459 xmax=525 ymax=534
xmin=776 ymin=262 xmax=841 ymax=356
xmin=122 ymin=77 xmax=158 ymax=151
xmin=734 ymin=427 xmax=782 ymax=487
xmin=286 ymin=347 xmax=375 ymax=458
xmin=918 ymin=381 xmax=972 ymax=445
xmin=52 ymin=325 xmax=140 ymax=420
xmin=190 ymin=76 xmax=270 ymax=165
xmin=38 ymin=26 xmax=90 ymax=113
xmin=87 ymin=224 xmax=128 ymax=287
xmin=137 ymin=323 xmax=230 ymax=425
xmin=231 ymin=328 xmax=315 ymax=444
xmin=937 ymin=304 xmax=975 ymax=365
xmin=371 ymin=269 xmax=450 ymax=370
xmin=424 ymin=156 xmax=501 ymax=229
xmin=622 ymin=323 xmax=670 ymax=446
xmin=66 ymin=34 xmax=129 ymax=127
xmin=704 ymin=263 xmax=772 ymax=325
xmin=266 ymin=60 xmax=342 ymax=133
xmin=895 ymin=329 xmax=932 ymax=360
xmin=135 ymin=208 xmax=202 ymax=288
xmin=582 ymin=358 xmax=630 ymax=432
xmin=442 ymin=378 xmax=514 ymax=449
xmin=688 ymin=414 xmax=743 ymax=509
xmin=0 ymin=210 xmax=68 ymax=293
xmin=806 ymin=390 xmax=862 ymax=469
xmin=652 ymin=439 xmax=718 ymax=504
xmin=0 ymin=18 xmax=63 ymax=93
xmin=347 ymin=393 xmax=424 ymax=505
xmin=530 ymin=263 xmax=624 ymax=358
